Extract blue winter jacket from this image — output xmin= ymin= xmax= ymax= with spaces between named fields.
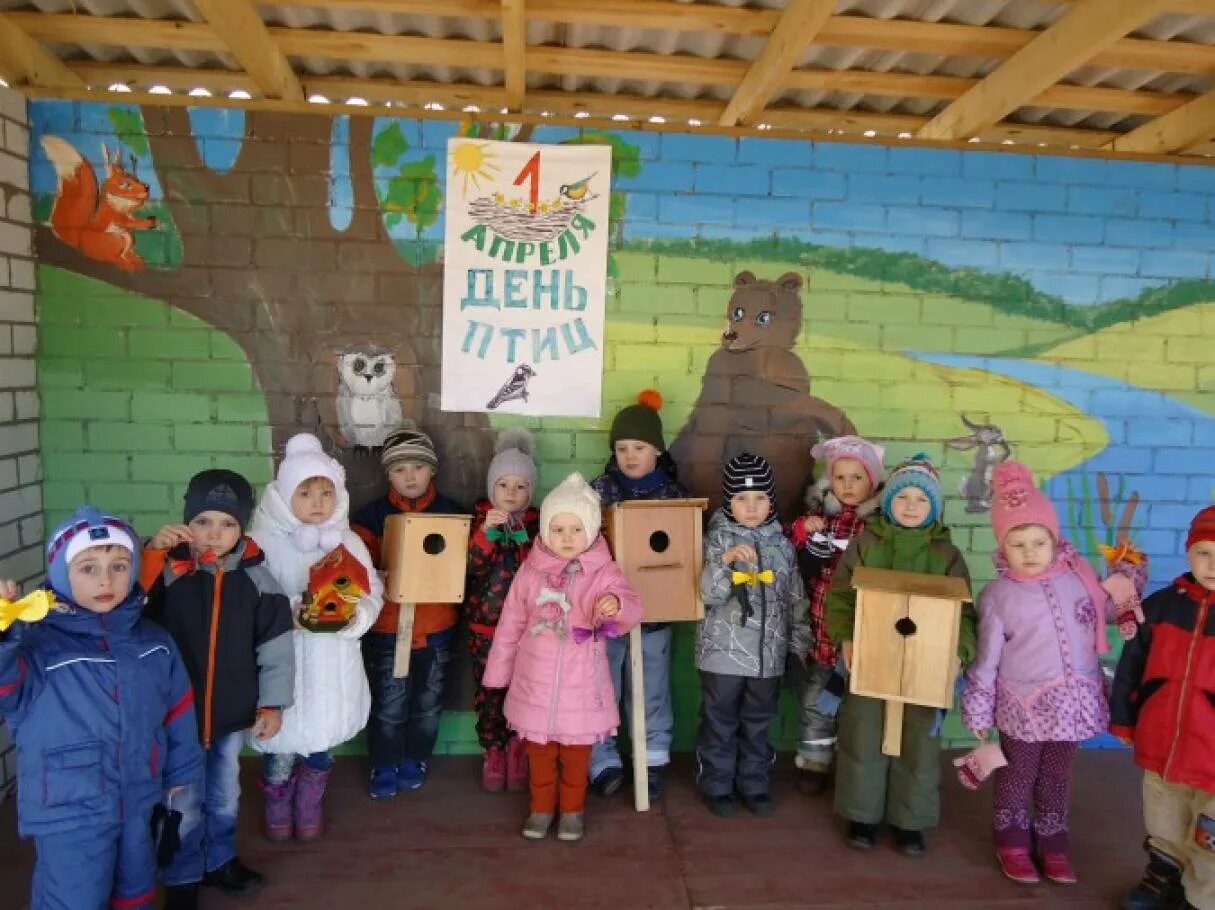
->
xmin=0 ymin=586 xmax=204 ymax=837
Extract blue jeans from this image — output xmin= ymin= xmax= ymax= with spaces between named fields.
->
xmin=262 ymin=750 xmax=333 ymax=785
xmin=362 ymin=629 xmax=452 ymax=768
xmin=590 ymin=625 xmax=674 ymax=778
xmin=165 ymin=730 xmax=242 ymax=886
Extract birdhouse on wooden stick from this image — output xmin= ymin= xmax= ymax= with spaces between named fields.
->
xmin=848 ymin=566 xmax=971 ymax=757
xmin=602 ymin=499 xmax=708 ymax=623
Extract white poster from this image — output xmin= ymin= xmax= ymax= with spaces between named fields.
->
xmin=441 ymin=138 xmax=612 ymax=417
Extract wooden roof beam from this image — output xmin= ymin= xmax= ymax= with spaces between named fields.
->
xmin=918 ymin=0 xmax=1170 ymax=141
xmin=718 ymin=0 xmax=836 ymax=127
xmin=194 ymin=0 xmax=303 ymax=101
xmin=0 ymin=12 xmax=84 ymax=89
xmin=501 ymin=0 xmax=526 ymax=111
xmin=1108 ymin=87 xmax=1215 ymax=153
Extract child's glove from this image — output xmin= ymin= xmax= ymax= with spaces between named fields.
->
xmin=0 ymin=589 xmax=55 ymax=633
xmin=814 ymin=658 xmax=849 ymax=718
xmin=150 ymin=800 xmax=184 ymax=868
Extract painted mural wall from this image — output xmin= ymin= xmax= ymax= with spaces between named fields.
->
xmin=28 ymin=99 xmax=1215 ymax=752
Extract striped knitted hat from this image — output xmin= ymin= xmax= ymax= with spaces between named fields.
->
xmin=722 ymin=452 xmax=776 ymax=522
xmin=381 ymin=421 xmax=438 ymax=472
xmin=881 ymin=452 xmax=943 ymax=528
xmin=46 ymin=506 xmax=140 ymax=601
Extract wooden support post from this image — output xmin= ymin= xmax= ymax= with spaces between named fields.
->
xmin=882 ymin=700 xmax=904 ymax=757
xmin=629 ymin=624 xmax=650 ymax=812
xmin=393 ymin=602 xmax=416 ymax=678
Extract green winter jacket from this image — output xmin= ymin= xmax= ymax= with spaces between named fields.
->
xmin=824 ymin=515 xmax=976 ymax=664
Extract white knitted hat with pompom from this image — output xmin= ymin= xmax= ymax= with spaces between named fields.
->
xmin=274 ymin=433 xmax=346 ymax=501
xmin=486 ymin=427 xmax=537 ymax=503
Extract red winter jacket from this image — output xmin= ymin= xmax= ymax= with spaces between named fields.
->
xmin=1110 ymin=574 xmax=1215 ymax=794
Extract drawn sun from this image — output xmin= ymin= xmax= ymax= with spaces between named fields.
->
xmin=451 ymin=141 xmax=499 ymax=197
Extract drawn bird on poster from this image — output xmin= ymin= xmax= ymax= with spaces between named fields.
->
xmin=336 ymin=345 xmax=403 ymax=453
xmin=559 ymin=174 xmax=596 ymax=202
xmin=487 ymin=364 xmax=538 ymax=410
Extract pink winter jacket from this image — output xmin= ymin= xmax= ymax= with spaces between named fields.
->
xmin=483 ymin=537 xmax=642 ymax=746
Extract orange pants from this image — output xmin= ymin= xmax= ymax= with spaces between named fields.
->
xmin=526 ymin=741 xmax=591 ymax=814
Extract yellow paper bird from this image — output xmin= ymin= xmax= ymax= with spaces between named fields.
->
xmin=0 ymin=589 xmax=56 ymax=633
xmin=558 ymin=173 xmax=596 ymax=201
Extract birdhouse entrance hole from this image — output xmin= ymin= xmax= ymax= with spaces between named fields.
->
xmin=422 ymin=533 xmax=446 ymax=555
xmin=649 ymin=531 xmax=670 ymax=554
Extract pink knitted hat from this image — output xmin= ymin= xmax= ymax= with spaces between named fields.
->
xmin=811 ymin=435 xmax=886 ymax=487
xmin=990 ymin=461 xmax=1060 ymax=545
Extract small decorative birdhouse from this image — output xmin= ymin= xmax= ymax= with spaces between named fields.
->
xmin=383 ymin=513 xmax=471 ymax=605
xmin=603 ymin=499 xmax=708 ymax=623
xmin=849 ymin=566 xmax=971 ymax=709
xmin=300 ymin=544 xmax=370 ymax=633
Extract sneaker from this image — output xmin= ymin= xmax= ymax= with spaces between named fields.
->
xmin=482 ymin=747 xmax=506 ymax=793
xmin=162 ymin=885 xmax=199 ymax=910
xmin=847 ymin=821 xmax=877 ymax=850
xmin=703 ymin=793 xmax=739 ymax=818
xmin=396 ymin=760 xmax=428 ymax=792
xmin=647 ymin=767 xmax=666 ymax=802
xmin=591 ymin=766 xmax=624 ymax=798
xmin=741 ymin=792 xmax=776 ymax=817
xmin=521 ymin=812 xmax=554 ymax=840
xmin=369 ymin=765 xmax=398 ymax=800
xmin=796 ymin=769 xmax=830 ymax=796
xmin=1041 ymin=853 xmax=1078 ymax=885
xmin=893 ymin=827 xmax=926 ymax=857
xmin=996 ymin=847 xmax=1041 ymax=884
xmin=557 ymin=813 xmax=585 ymax=842
xmin=202 ymin=858 xmax=264 ymax=896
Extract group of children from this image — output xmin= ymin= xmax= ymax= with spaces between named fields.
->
xmin=0 ymin=389 xmax=1211 ymax=910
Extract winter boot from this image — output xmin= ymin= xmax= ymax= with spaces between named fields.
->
xmin=1124 ymin=847 xmax=1187 ymax=910
xmin=521 ymin=812 xmax=554 ymax=840
xmin=294 ymin=763 xmax=331 ymax=843
xmin=259 ymin=772 xmax=296 ymax=843
xmin=557 ymin=813 xmax=585 ymax=842
xmin=996 ymin=847 xmax=1041 ymax=884
xmin=506 ymin=737 xmax=529 ymax=793
xmin=482 ymin=747 xmax=506 ymax=793
xmin=1040 ymin=852 xmax=1078 ymax=885
xmin=162 ymin=885 xmax=199 ymax=910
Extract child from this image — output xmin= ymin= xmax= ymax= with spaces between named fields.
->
xmin=351 ymin=422 xmax=465 ymax=798
xmin=466 ymin=428 xmax=540 ymax=793
xmin=249 ymin=433 xmax=383 ymax=841
xmin=483 ymin=472 xmax=642 ymax=842
xmin=589 ymin=390 xmax=688 ymax=801
xmin=826 ymin=453 xmax=975 ymax=856
xmin=963 ymin=461 xmax=1147 ymax=885
xmin=142 ymin=469 xmax=295 ymax=904
xmin=697 ymin=452 xmax=811 ymax=817
xmin=788 ymin=435 xmax=886 ymax=794
xmin=1112 ymin=505 xmax=1215 ymax=910
xmin=0 ymin=507 xmax=204 ymax=909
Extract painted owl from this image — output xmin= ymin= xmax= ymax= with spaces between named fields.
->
xmin=336 ymin=345 xmax=403 ymax=451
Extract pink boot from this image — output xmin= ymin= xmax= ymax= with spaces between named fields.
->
xmin=1040 ymin=852 xmax=1078 ymax=885
xmin=482 ymin=747 xmax=506 ymax=793
xmin=294 ymin=764 xmax=331 ymax=843
xmin=506 ymin=738 xmax=529 ymax=793
xmin=260 ymin=772 xmax=296 ymax=843
xmin=996 ymin=847 xmax=1040 ymax=884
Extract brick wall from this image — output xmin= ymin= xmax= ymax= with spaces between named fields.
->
xmin=26 ymin=102 xmax=1215 ymax=753
xmin=0 ymin=85 xmax=37 ymax=800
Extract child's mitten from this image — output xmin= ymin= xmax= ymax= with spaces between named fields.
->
xmin=814 ymin=657 xmax=849 ymax=718
xmin=150 ymin=801 xmax=184 ymax=868
xmin=953 ymin=742 xmax=1008 ymax=790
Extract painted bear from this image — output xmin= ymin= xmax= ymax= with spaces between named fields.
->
xmin=669 ymin=270 xmax=856 ymax=518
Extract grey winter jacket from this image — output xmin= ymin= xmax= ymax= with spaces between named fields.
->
xmin=697 ymin=508 xmax=811 ymax=678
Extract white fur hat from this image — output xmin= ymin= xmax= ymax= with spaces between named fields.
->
xmin=539 ymin=472 xmax=602 ymax=549
xmin=274 ymin=433 xmax=346 ymax=501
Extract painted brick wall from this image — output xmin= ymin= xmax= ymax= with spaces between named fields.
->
xmin=26 ymin=102 xmax=1215 ymax=754
xmin=0 ymin=85 xmax=37 ymax=801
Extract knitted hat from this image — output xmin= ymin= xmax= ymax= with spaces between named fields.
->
xmin=46 ymin=506 xmax=140 ymax=600
xmin=1186 ymin=505 xmax=1215 ymax=551
xmin=722 ymin=452 xmax=776 ymax=522
xmin=811 ymin=435 xmax=886 ymax=488
xmin=274 ymin=433 xmax=345 ymax=502
xmin=609 ymin=389 xmax=666 ymax=451
xmin=486 ymin=427 xmax=537 ymax=504
xmin=990 ymin=461 xmax=1060 ymax=545
xmin=539 ymin=472 xmax=602 ymax=549
xmin=184 ymin=469 xmax=255 ymax=529
xmin=381 ymin=421 xmax=438 ymax=472
xmin=881 ymin=453 xmax=943 ymax=528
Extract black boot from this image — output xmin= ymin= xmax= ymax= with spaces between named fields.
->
xmin=893 ymin=827 xmax=926 ymax=857
xmin=847 ymin=821 xmax=877 ymax=850
xmin=797 ymin=768 xmax=830 ymax=796
xmin=202 ymin=857 xmax=265 ymax=896
xmin=1124 ymin=847 xmax=1187 ymax=910
xmin=591 ymin=767 xmax=624 ymax=798
xmin=162 ymin=884 xmax=199 ymax=910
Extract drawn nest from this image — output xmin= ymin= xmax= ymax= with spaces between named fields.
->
xmin=466 ymin=196 xmax=590 ymax=242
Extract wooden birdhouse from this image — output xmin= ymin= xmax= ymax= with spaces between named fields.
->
xmin=603 ymin=499 xmax=708 ymax=623
xmin=383 ymin=513 xmax=471 ymax=605
xmin=848 ymin=566 xmax=972 ymax=756
xmin=300 ymin=544 xmax=370 ymax=633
